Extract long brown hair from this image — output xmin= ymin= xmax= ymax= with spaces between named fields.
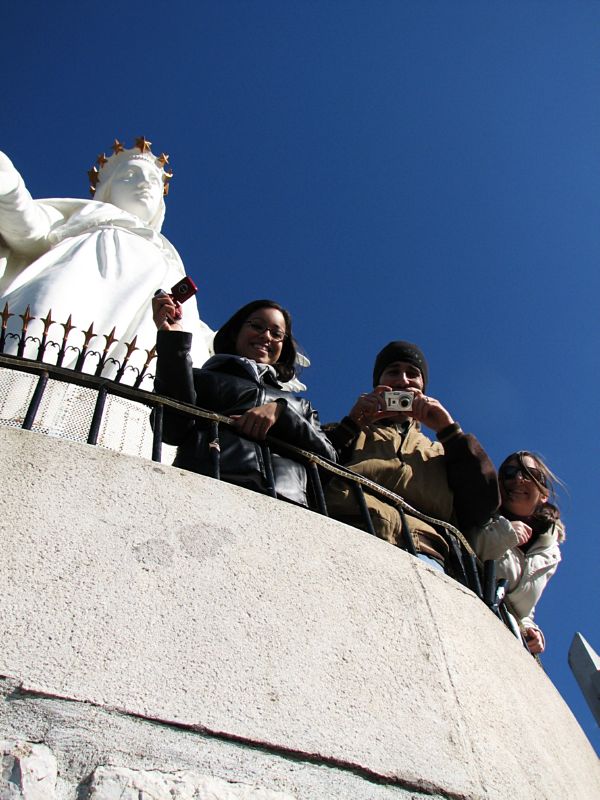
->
xmin=499 ymin=451 xmax=565 ymax=538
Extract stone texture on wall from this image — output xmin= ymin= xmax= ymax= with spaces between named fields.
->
xmin=0 ymin=741 xmax=297 ymax=800
xmin=0 ymin=741 xmax=57 ymax=800
xmin=85 ymin=765 xmax=296 ymax=799
xmin=0 ymin=684 xmax=433 ymax=800
xmin=1 ymin=427 xmax=600 ymax=800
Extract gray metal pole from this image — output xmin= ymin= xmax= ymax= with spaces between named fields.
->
xmin=568 ymin=632 xmax=600 ymax=726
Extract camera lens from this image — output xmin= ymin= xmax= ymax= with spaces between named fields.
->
xmin=400 ymin=397 xmax=410 ymax=408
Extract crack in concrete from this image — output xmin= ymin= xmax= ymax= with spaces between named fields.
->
xmin=412 ymin=569 xmax=485 ymax=799
xmin=2 ymin=677 xmax=471 ymax=800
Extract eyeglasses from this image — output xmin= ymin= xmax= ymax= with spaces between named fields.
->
xmin=500 ymin=464 xmax=547 ymax=487
xmin=244 ymin=320 xmax=287 ymax=342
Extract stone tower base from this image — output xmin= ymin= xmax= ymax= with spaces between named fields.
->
xmin=1 ymin=427 xmax=599 ymax=799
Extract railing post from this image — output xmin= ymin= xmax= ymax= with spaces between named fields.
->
xmin=208 ymin=421 xmax=221 ymax=480
xmin=464 ymin=551 xmax=483 ymax=599
xmin=151 ymin=405 xmax=163 ymax=462
xmin=260 ymin=445 xmax=277 ymax=498
xmin=0 ymin=302 xmax=12 ymax=353
xmin=35 ymin=334 xmax=48 ymax=362
xmin=87 ymin=385 xmax=108 ymax=445
xmin=307 ymin=461 xmax=328 ymax=516
xmin=483 ymin=559 xmax=497 ymax=608
xmin=16 ymin=332 xmax=27 ymax=359
xmin=22 ymin=372 xmax=49 ymax=430
xmin=398 ymin=507 xmax=417 ymax=555
xmin=350 ymin=482 xmax=377 ymax=536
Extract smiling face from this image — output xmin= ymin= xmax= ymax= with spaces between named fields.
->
xmin=108 ymin=158 xmax=164 ymax=223
xmin=500 ymin=455 xmax=548 ymax=518
xmin=234 ymin=306 xmax=286 ymax=365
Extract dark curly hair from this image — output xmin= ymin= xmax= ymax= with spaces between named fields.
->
xmin=212 ymin=299 xmax=298 ymax=383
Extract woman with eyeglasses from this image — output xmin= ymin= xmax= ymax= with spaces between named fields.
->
xmin=470 ymin=451 xmax=565 ymax=654
xmin=151 ymin=297 xmax=336 ymax=506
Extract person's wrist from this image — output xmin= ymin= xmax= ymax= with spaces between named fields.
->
xmin=340 ymin=415 xmax=361 ymax=434
xmin=436 ymin=420 xmax=462 ymax=441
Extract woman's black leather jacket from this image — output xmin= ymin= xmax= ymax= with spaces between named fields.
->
xmin=154 ymin=330 xmax=336 ymax=506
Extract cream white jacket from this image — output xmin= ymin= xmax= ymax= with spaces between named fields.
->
xmin=470 ymin=515 xmax=564 ymax=633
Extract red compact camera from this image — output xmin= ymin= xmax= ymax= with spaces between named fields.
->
xmin=154 ymin=277 xmax=198 ymax=323
xmin=170 ymin=276 xmax=198 ymax=304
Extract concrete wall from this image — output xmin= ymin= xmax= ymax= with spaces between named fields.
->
xmin=0 ymin=426 xmax=598 ymax=800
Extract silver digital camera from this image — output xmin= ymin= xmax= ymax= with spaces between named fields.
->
xmin=383 ymin=390 xmax=413 ymax=412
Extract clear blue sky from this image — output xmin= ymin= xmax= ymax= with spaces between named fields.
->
xmin=3 ymin=1 xmax=599 ymax=753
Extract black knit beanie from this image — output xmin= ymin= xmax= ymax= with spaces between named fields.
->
xmin=372 ymin=341 xmax=429 ymax=389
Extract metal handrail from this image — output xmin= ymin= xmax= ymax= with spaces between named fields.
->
xmin=0 ymin=348 xmax=481 ymax=575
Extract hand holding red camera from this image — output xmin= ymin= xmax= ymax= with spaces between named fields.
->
xmin=152 ymin=277 xmax=198 ymax=332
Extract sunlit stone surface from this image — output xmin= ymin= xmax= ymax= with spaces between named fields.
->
xmin=1 ymin=426 xmax=599 ymax=799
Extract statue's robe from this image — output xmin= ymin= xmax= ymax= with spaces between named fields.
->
xmin=0 ymin=180 xmax=213 ymax=380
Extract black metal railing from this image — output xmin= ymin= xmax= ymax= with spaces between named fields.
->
xmin=0 ymin=349 xmax=487 ymax=581
xmin=0 ymin=305 xmax=528 ymax=647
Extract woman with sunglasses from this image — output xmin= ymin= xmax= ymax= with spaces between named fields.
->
xmin=470 ymin=451 xmax=565 ymax=654
xmin=151 ymin=296 xmax=336 ymax=506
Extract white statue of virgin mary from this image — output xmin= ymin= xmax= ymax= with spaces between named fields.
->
xmin=0 ymin=138 xmax=213 ymax=378
xmin=0 ymin=138 xmax=214 ymax=457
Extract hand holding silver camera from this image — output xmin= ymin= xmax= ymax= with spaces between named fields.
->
xmin=383 ymin=390 xmax=413 ymax=412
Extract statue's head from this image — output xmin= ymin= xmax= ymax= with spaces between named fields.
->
xmin=88 ymin=137 xmax=173 ymax=231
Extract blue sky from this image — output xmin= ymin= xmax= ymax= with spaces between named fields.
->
xmin=3 ymin=1 xmax=599 ymax=752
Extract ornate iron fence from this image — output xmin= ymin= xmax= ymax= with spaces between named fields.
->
xmin=1 ymin=302 xmax=157 ymax=388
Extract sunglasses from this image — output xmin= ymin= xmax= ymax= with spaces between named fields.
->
xmin=500 ymin=464 xmax=547 ymax=487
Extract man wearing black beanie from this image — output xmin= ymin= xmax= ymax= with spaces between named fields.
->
xmin=371 ymin=340 xmax=429 ymax=390
xmin=325 ymin=341 xmax=499 ymax=572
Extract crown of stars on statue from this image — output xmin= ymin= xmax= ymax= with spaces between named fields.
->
xmin=87 ymin=136 xmax=173 ymax=198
